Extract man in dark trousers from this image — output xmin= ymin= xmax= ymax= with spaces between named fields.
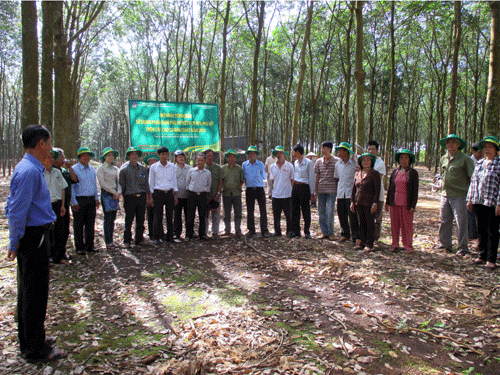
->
xmin=119 ymin=147 xmax=152 ymax=248
xmin=6 ymin=124 xmax=67 ymax=363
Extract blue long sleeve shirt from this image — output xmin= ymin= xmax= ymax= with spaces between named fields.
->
xmin=242 ymin=159 xmax=266 ymax=188
xmin=6 ymin=153 xmax=56 ymax=253
xmin=71 ymin=162 xmax=99 ymax=206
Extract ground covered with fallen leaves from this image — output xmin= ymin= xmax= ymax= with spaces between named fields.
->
xmin=1 ymin=166 xmax=499 ymax=375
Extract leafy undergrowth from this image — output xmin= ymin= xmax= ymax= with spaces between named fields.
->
xmin=0 ymin=167 xmax=499 ymax=375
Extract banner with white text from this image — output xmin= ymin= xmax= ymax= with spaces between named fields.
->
xmin=128 ymin=100 xmax=220 ymax=152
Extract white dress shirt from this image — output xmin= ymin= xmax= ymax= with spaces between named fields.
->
xmin=270 ymin=161 xmax=294 ymax=198
xmin=186 ymin=167 xmax=212 ymax=193
xmin=334 ymin=156 xmax=357 ymax=199
xmin=374 ymin=157 xmax=386 ymax=201
xmin=44 ymin=167 xmax=68 ymax=202
xmin=148 ymin=161 xmax=178 ymax=193
xmin=293 ymin=157 xmax=316 ymax=192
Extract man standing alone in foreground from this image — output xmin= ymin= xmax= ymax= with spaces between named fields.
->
xmin=6 ymin=125 xmax=67 ymax=363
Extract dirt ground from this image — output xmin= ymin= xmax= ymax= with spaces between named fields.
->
xmin=0 ymin=166 xmax=499 ymax=375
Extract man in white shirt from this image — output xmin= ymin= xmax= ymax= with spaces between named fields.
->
xmin=334 ymin=142 xmax=360 ymax=243
xmin=44 ymin=149 xmax=68 ymax=263
xmin=174 ymin=150 xmax=191 ymax=239
xmin=291 ymin=144 xmax=315 ymax=239
xmin=367 ymin=141 xmax=386 ymax=247
xmin=269 ymin=146 xmax=294 ymax=237
xmin=186 ymin=153 xmax=212 ymax=241
xmin=265 ymin=152 xmax=277 ymax=199
xmin=148 ymin=146 xmax=178 ymax=245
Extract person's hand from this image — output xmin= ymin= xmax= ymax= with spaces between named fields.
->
xmin=384 ymin=204 xmax=389 ymax=212
xmin=496 ymin=205 xmax=500 ymax=216
xmin=174 ymin=196 xmax=178 ymax=206
xmin=7 ymin=243 xmax=19 ymax=261
xmin=60 ymin=206 xmax=66 ymax=217
xmin=72 ymin=204 xmax=80 ymax=212
xmin=467 ymin=202 xmax=473 ymax=212
xmin=370 ymin=203 xmax=378 ymax=214
xmin=350 ymin=202 xmax=355 ymax=213
xmin=409 ymin=208 xmax=415 ymax=213
xmin=214 ymin=193 xmax=220 ymax=202
xmin=113 ymin=193 xmax=121 ymax=200
xmin=96 ymin=200 xmax=100 ymax=209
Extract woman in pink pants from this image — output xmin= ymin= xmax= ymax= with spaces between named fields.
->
xmin=385 ymin=149 xmax=419 ymax=253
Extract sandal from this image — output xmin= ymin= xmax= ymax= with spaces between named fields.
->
xmin=485 ymin=263 xmax=496 ymax=271
xmin=473 ymin=258 xmax=486 ymax=265
xmin=26 ymin=347 xmax=67 ymax=364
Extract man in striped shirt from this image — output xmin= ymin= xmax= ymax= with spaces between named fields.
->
xmin=314 ymin=141 xmax=339 ymax=240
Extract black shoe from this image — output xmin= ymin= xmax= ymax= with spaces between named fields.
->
xmin=134 ymin=239 xmax=144 ymax=246
xmin=48 ymin=257 xmax=54 ymax=263
xmin=287 ymin=232 xmax=297 ymax=238
xmin=86 ymin=248 xmax=98 ymax=253
xmin=76 ymin=249 xmax=85 ymax=255
xmin=305 ymin=234 xmax=312 ymax=239
xmin=200 ymin=235 xmax=210 ymax=240
xmin=153 ymin=240 xmax=161 ymax=245
xmin=246 ymin=231 xmax=256 ymax=238
xmin=272 ymin=232 xmax=282 ymax=237
xmin=262 ymin=232 xmax=271 ymax=238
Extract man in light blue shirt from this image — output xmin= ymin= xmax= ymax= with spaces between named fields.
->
xmin=71 ymin=147 xmax=99 ymax=254
xmin=5 ymin=125 xmax=67 ymax=363
xmin=242 ymin=146 xmax=271 ymax=238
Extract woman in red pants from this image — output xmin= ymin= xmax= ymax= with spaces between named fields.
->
xmin=385 ymin=149 xmax=419 ymax=253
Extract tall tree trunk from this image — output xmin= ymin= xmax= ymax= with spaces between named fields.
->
xmin=342 ymin=5 xmax=354 ymax=141
xmin=21 ymin=0 xmax=39 ymax=128
xmin=486 ymin=1 xmax=500 ymax=136
xmin=292 ymin=1 xmax=314 ymax=147
xmin=384 ymin=1 xmax=395 ymax=185
xmin=41 ymin=0 xmax=54 ymax=131
xmin=244 ymin=1 xmax=265 ymax=146
xmin=219 ymin=2 xmax=231 ymax=152
xmin=447 ymin=1 xmax=462 ymax=134
xmin=354 ymin=0 xmax=365 ymax=148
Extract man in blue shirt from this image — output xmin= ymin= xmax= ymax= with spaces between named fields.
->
xmin=71 ymin=147 xmax=100 ymax=254
xmin=242 ymin=146 xmax=271 ymax=238
xmin=6 ymin=125 xmax=67 ymax=363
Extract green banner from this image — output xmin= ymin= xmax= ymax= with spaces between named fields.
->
xmin=128 ymin=100 xmax=220 ymax=152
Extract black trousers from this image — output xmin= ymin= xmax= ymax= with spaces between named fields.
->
xmin=272 ymin=197 xmax=292 ymax=235
xmin=124 ymin=194 xmax=146 ymax=243
xmin=17 ymin=225 xmax=52 ymax=359
xmin=174 ymin=197 xmax=189 ymax=238
xmin=291 ymin=184 xmax=311 ymax=236
xmin=337 ymin=198 xmax=360 ymax=241
xmin=355 ymin=205 xmax=375 ymax=248
xmin=147 ymin=206 xmax=157 ymax=239
xmin=246 ymin=187 xmax=269 ymax=234
xmin=153 ymin=189 xmax=174 ymax=241
xmin=49 ymin=200 xmax=66 ymax=262
xmin=473 ymin=204 xmax=500 ymax=263
xmin=73 ymin=196 xmax=96 ymax=252
xmin=62 ymin=203 xmax=70 ymax=250
xmin=186 ymin=191 xmax=208 ymax=238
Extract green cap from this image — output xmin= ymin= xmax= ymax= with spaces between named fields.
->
xmin=225 ymin=149 xmax=238 ymax=158
xmin=100 ymin=147 xmax=119 ymax=162
xmin=245 ymin=146 xmax=260 ymax=155
xmin=335 ymin=142 xmax=354 ymax=154
xmin=143 ymin=154 xmax=159 ymax=166
xmin=478 ymin=136 xmax=500 ymax=151
xmin=394 ymin=149 xmax=415 ymax=165
xmin=271 ymin=145 xmax=288 ymax=156
xmin=358 ymin=152 xmax=376 ymax=167
xmin=77 ymin=147 xmax=95 ymax=158
xmin=439 ymin=134 xmax=466 ymax=150
xmin=125 ymin=146 xmax=143 ymax=160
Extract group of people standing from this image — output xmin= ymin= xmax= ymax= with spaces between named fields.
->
xmin=6 ymin=124 xmax=500 ymax=365
xmin=437 ymin=134 xmax=500 ymax=271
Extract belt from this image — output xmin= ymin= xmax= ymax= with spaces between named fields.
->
xmin=155 ymin=189 xmax=173 ymax=194
xmin=76 ymin=195 xmax=94 ymax=199
xmin=129 ymin=193 xmax=145 ymax=197
xmin=39 ymin=222 xmax=55 ymax=231
xmin=190 ymin=191 xmax=207 ymax=196
xmin=246 ymin=187 xmax=263 ymax=190
xmin=294 ymin=181 xmax=308 ymax=186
